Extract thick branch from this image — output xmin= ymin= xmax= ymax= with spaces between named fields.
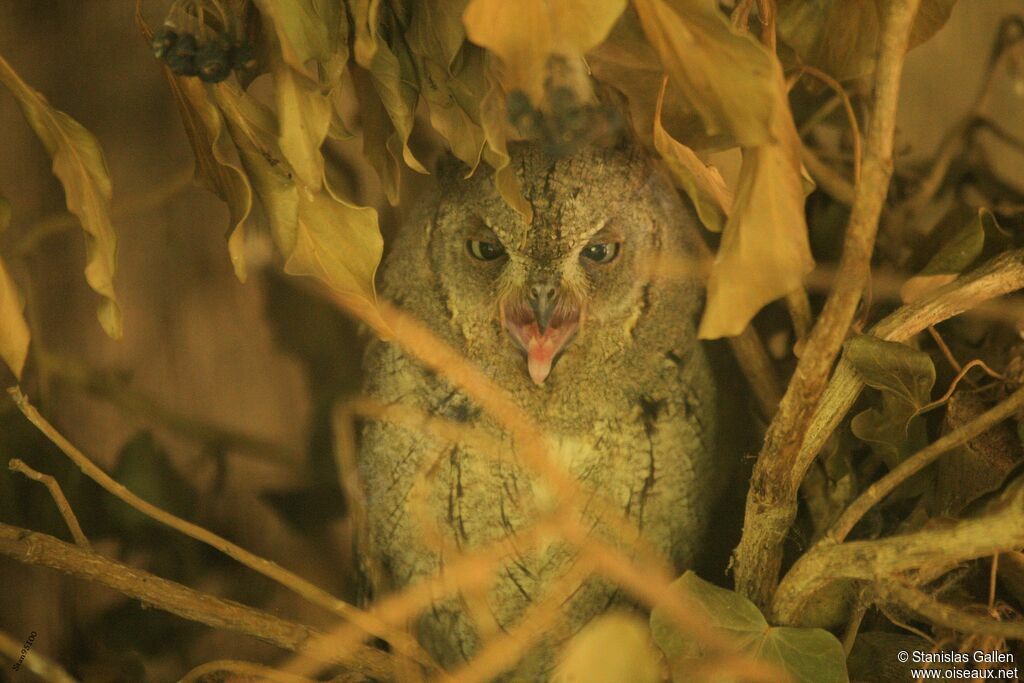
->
xmin=772 ymin=488 xmax=1024 ymax=625
xmin=878 ymin=582 xmax=1024 ymax=640
xmin=733 ymin=0 xmax=923 ymax=608
xmin=0 ymin=523 xmax=391 ymax=679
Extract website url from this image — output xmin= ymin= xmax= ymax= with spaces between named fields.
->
xmin=910 ymin=669 xmax=1020 ymax=680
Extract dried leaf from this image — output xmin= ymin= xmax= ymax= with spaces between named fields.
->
xmin=407 ymin=0 xmax=470 ymax=69
xmin=415 ymin=48 xmax=487 ymax=171
xmin=0 ymin=197 xmax=30 ymax=379
xmin=253 ymin=0 xmax=337 ymax=69
xmin=777 ymin=0 xmax=957 ymax=81
xmin=408 ymin=3 xmax=488 ymax=171
xmin=255 ymin=0 xmax=349 ymax=190
xmin=479 ymin=60 xmax=532 ymax=219
xmin=697 ymin=63 xmax=814 ymax=339
xmin=274 ymin=61 xmax=333 ymax=189
xmin=554 ymin=613 xmax=662 ymax=683
xmin=367 ymin=18 xmax=428 ymax=175
xmin=935 ymin=392 xmax=1021 ymax=515
xmin=213 ymin=85 xmax=388 ymax=335
xmin=588 ymin=7 xmax=727 ymax=151
xmin=213 ymin=85 xmax=298 ymax=252
xmin=900 ymin=207 xmax=989 ymax=303
xmin=170 ymin=76 xmax=254 ymax=281
xmin=285 ymin=191 xmax=385 ymax=332
xmin=633 ymin=0 xmax=776 ymax=147
xmin=653 ymin=79 xmax=731 ymax=233
xmin=351 ymin=64 xmax=403 ymax=204
xmin=0 ymin=54 xmax=121 ymax=338
xmin=351 ymin=0 xmax=383 ymax=68
xmin=462 ymin=0 xmax=626 ymax=102
xmin=650 ymin=572 xmax=848 ymax=683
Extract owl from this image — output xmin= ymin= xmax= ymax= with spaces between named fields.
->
xmin=358 ymin=140 xmax=724 ymax=679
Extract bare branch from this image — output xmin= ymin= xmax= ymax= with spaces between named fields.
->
xmin=8 ymin=458 xmax=90 ymax=549
xmin=879 ymin=582 xmax=1024 ymax=640
xmin=5 ymin=386 xmax=438 ymax=671
xmin=0 ymin=522 xmax=391 ymax=679
xmin=734 ymin=0 xmax=924 ymax=608
xmin=772 ymin=487 xmax=1024 ymax=625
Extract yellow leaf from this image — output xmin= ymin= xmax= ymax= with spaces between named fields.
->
xmin=274 ymin=60 xmax=333 ymax=190
xmin=0 ymin=53 xmax=121 ymax=339
xmin=463 ymin=0 xmax=626 ymax=102
xmin=633 ymin=0 xmax=776 ymax=147
xmin=285 ymin=191 xmax=388 ymax=334
xmin=0 ymin=197 xmax=29 ymax=380
xmin=213 ymin=85 xmax=299 ymax=255
xmin=479 ymin=60 xmax=532 ymax=219
xmin=170 ymin=76 xmax=254 ymax=281
xmin=698 ymin=63 xmax=814 ymax=339
xmin=213 ymin=85 xmax=388 ymax=336
xmin=351 ymin=65 xmax=403 ymax=204
xmin=554 ymin=613 xmax=662 ymax=683
xmin=351 ymin=0 xmax=383 ymax=68
xmin=367 ymin=14 xmax=428 ymax=175
xmin=588 ymin=7 xmax=728 ymax=151
xmin=253 ymin=0 xmax=338 ymax=70
xmin=408 ymin=0 xmax=471 ymax=69
xmin=255 ymin=0 xmax=350 ymax=190
xmin=415 ymin=45 xmax=487 ymax=171
xmin=653 ymin=79 xmax=732 ymax=233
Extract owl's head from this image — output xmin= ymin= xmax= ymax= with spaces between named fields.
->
xmin=419 ymin=143 xmax=695 ymax=388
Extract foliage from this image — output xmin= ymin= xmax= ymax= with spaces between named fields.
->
xmin=2 ymin=0 xmax=1024 ymax=681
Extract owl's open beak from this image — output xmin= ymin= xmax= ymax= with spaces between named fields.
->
xmin=502 ymin=291 xmax=581 ymax=386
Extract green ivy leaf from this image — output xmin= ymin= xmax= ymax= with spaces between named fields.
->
xmin=900 ymin=207 xmax=990 ymax=303
xmin=650 ymin=572 xmax=849 ymax=683
xmin=845 ymin=336 xmax=936 ymax=411
xmin=0 ymin=53 xmax=121 ymax=339
xmin=846 ymin=335 xmax=936 ymax=468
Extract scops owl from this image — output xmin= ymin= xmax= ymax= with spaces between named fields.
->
xmin=358 ymin=140 xmax=724 ymax=679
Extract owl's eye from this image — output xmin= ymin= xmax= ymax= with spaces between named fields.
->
xmin=466 ymin=239 xmax=506 ymax=261
xmin=581 ymin=242 xmax=621 ymax=264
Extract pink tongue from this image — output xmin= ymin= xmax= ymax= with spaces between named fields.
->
xmin=527 ymin=336 xmax=555 ymax=385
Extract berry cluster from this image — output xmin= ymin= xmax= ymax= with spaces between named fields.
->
xmin=151 ymin=27 xmax=255 ymax=83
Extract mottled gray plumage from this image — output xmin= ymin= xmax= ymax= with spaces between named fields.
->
xmin=359 ymin=142 xmax=723 ymax=679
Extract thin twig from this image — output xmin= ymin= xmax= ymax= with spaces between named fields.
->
xmin=733 ymin=0 xmax=924 ymax=608
xmin=827 ymin=384 xmax=1024 ymax=543
xmin=792 ymin=64 xmax=863 ymax=183
xmin=5 ymin=386 xmax=440 ymax=673
xmin=8 ymin=458 xmax=90 ymax=549
xmin=918 ymin=358 xmax=1007 ymax=415
xmin=0 ymin=522 xmax=392 ymax=678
